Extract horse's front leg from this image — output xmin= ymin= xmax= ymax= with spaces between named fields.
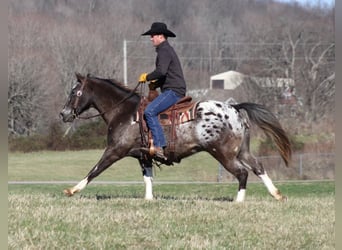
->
xmin=139 ymin=158 xmax=154 ymax=200
xmin=64 ymin=147 xmax=121 ymax=196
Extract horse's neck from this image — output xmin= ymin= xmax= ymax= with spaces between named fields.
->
xmin=102 ymin=101 xmax=138 ymax=124
xmin=92 ymin=83 xmax=139 ymax=124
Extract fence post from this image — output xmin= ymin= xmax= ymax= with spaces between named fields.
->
xmin=299 ymin=154 xmax=303 ymax=178
xmin=123 ymin=39 xmax=127 ymax=86
xmin=217 ymin=163 xmax=222 ymax=182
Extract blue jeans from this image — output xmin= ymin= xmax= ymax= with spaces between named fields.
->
xmin=144 ymin=90 xmax=181 ymax=148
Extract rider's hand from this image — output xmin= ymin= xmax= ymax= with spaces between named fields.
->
xmin=138 ymin=73 xmax=148 ymax=83
xmin=149 ymin=80 xmax=160 ymax=90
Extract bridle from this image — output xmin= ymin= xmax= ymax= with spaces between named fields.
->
xmin=72 ymin=76 xmax=141 ymax=120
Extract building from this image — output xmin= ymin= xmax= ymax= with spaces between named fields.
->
xmin=210 ymin=70 xmax=294 ymax=90
xmin=209 ymin=70 xmax=299 ymax=116
xmin=210 ymin=71 xmax=245 ymax=89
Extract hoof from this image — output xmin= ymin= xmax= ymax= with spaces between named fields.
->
xmin=278 ymin=195 xmax=288 ymax=202
xmin=63 ymin=188 xmax=75 ymax=197
xmin=275 ymin=190 xmax=287 ymax=201
xmin=145 ymin=196 xmax=154 ymax=201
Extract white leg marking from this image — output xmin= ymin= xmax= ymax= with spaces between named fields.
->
xmin=236 ymin=189 xmax=246 ymax=202
xmin=73 ymin=178 xmax=88 ymax=193
xmin=144 ymin=176 xmax=153 ymax=200
xmin=259 ymin=172 xmax=281 ymax=199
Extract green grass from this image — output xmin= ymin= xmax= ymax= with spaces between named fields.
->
xmin=8 ymin=150 xmax=335 ymax=249
xmin=8 ymin=150 xmax=220 ymax=182
xmin=8 ymin=183 xmax=334 ymax=249
xmin=8 ymin=181 xmax=335 ymax=200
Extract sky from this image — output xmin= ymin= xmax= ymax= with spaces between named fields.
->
xmin=275 ymin=0 xmax=335 ymax=8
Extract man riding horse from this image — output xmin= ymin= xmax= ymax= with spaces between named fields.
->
xmin=138 ymin=22 xmax=186 ymax=160
xmin=60 ymin=23 xmax=291 ymax=202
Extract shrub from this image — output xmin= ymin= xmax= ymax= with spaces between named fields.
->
xmin=9 ymin=121 xmax=107 ymax=152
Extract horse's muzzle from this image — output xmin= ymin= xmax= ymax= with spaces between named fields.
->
xmin=60 ymin=108 xmax=76 ymax=123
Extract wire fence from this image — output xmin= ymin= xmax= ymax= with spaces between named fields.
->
xmin=217 ymin=153 xmax=335 ymax=182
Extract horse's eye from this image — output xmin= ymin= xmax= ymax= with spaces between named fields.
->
xmin=71 ymin=82 xmax=80 ymax=95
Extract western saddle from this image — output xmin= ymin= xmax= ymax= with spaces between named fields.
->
xmin=136 ymin=89 xmax=198 ymax=163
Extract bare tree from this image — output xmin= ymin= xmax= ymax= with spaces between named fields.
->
xmin=8 ymin=0 xmax=335 ymax=137
xmin=8 ymin=14 xmax=51 ymax=136
xmin=236 ymin=2 xmax=334 ymax=122
xmin=301 ymin=40 xmax=335 ymax=121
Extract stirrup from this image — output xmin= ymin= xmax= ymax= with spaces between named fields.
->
xmin=140 ymin=146 xmax=167 ymax=161
xmin=154 ymin=147 xmax=167 ymax=161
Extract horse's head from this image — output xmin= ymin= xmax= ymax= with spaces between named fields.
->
xmin=60 ymin=73 xmax=92 ymax=122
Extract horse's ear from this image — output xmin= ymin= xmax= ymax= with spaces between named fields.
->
xmin=75 ymin=72 xmax=84 ymax=82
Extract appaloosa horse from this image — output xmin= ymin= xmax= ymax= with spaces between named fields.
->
xmin=60 ymin=73 xmax=291 ymax=202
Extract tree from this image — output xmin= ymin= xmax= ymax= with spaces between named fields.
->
xmin=8 ymin=0 xmax=335 ymax=137
xmin=236 ymin=2 xmax=334 ymax=121
xmin=8 ymin=14 xmax=51 ymax=136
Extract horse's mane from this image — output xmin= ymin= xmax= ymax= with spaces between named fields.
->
xmin=87 ymin=74 xmax=138 ymax=94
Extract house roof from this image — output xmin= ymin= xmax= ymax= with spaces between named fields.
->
xmin=210 ymin=70 xmax=245 ymax=81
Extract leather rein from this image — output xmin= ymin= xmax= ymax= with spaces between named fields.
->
xmin=73 ymin=76 xmax=141 ymax=120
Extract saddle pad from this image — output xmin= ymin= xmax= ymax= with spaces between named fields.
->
xmin=159 ymin=102 xmax=199 ymax=126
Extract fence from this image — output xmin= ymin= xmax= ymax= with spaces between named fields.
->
xmin=217 ymin=153 xmax=335 ymax=182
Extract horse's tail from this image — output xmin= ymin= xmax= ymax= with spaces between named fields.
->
xmin=232 ymin=102 xmax=292 ymax=167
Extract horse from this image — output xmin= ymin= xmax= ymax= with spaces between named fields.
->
xmin=60 ymin=73 xmax=291 ymax=202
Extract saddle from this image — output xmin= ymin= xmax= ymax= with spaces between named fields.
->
xmin=136 ymin=90 xmax=199 ymax=163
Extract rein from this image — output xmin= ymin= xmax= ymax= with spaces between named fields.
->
xmin=73 ymin=77 xmax=141 ymax=120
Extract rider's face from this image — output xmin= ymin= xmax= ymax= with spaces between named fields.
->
xmin=150 ymin=34 xmax=165 ymax=47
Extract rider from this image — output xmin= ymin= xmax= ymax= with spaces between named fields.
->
xmin=139 ymin=22 xmax=186 ymax=159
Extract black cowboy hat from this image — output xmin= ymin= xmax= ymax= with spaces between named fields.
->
xmin=141 ymin=22 xmax=176 ymax=37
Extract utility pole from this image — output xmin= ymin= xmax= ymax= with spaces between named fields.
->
xmin=123 ymin=39 xmax=127 ymax=86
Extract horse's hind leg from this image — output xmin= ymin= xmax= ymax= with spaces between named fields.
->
xmin=238 ymin=154 xmax=286 ymax=201
xmin=215 ymin=157 xmax=249 ymax=202
xmin=234 ymin=164 xmax=249 ymax=202
xmin=230 ymin=160 xmax=249 ymax=202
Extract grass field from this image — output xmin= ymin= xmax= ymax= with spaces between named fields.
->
xmin=8 ymin=150 xmax=335 ymax=249
xmin=8 ymin=150 xmax=220 ymax=182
